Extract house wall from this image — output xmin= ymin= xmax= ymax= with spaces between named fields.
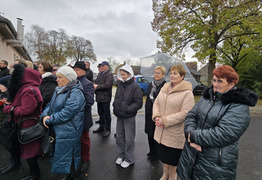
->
xmin=0 ymin=33 xmax=23 ymax=68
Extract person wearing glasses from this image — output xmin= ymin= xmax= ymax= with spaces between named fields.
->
xmin=38 ymin=62 xmax=57 ymax=110
xmin=144 ymin=66 xmax=166 ymax=161
xmin=153 ymin=64 xmax=195 ymax=180
xmin=52 ymin=65 xmax=60 ymax=75
xmin=177 ymin=65 xmax=258 ymax=180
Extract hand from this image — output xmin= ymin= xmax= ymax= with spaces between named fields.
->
xmin=0 ymin=84 xmax=7 ymax=92
xmin=93 ymin=84 xmax=98 ymax=90
xmin=43 ymin=116 xmax=50 ymax=128
xmin=2 ymin=98 xmax=11 ymax=105
xmin=155 ymin=117 xmax=164 ymax=128
xmin=190 ymin=143 xmax=202 ymax=152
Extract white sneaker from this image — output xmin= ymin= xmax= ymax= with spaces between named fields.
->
xmin=120 ymin=160 xmax=133 ymax=168
xmin=116 ymin=157 xmax=124 ymax=165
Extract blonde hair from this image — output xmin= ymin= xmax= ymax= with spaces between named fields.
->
xmin=25 ymin=61 xmax=34 ymax=69
xmin=170 ymin=64 xmax=186 ymax=77
xmin=155 ymin=66 xmax=166 ymax=75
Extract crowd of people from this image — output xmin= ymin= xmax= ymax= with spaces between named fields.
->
xmin=0 ymin=58 xmax=259 ymax=180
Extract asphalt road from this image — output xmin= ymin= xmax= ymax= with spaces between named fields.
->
xmin=0 ymin=113 xmax=261 ymax=180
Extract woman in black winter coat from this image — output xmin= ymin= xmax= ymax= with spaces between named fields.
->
xmin=144 ymin=66 xmax=166 ymax=161
xmin=38 ymin=62 xmax=57 ymax=110
xmin=177 ymin=65 xmax=259 ymax=180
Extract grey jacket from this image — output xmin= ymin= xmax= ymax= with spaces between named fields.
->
xmin=177 ymin=87 xmax=258 ymax=180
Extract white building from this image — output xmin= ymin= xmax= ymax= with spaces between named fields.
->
xmin=0 ymin=15 xmax=31 ymax=67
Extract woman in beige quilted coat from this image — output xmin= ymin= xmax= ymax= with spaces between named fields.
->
xmin=153 ymin=64 xmax=195 ymax=180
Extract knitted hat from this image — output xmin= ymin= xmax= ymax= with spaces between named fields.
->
xmin=56 ymin=66 xmax=77 ymax=82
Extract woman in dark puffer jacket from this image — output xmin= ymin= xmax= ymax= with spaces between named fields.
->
xmin=177 ymin=65 xmax=258 ymax=180
xmin=38 ymin=62 xmax=57 ymax=110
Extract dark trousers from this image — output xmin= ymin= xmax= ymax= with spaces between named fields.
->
xmin=97 ymin=102 xmax=111 ymax=131
xmin=148 ymin=135 xmax=158 ymax=156
xmin=81 ymin=130 xmax=90 ymax=162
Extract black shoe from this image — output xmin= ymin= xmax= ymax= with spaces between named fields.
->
xmin=61 ymin=174 xmax=71 ymax=180
xmin=0 ymin=163 xmax=20 ymax=175
xmin=103 ymin=130 xmax=110 ymax=137
xmin=21 ymin=173 xmax=40 ymax=180
xmin=95 ymin=120 xmax=101 ymax=124
xmin=0 ymin=163 xmax=12 ymax=172
xmin=93 ymin=127 xmax=104 ymax=133
xmin=81 ymin=161 xmax=90 ymax=172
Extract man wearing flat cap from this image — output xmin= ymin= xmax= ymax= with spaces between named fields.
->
xmin=73 ymin=61 xmax=95 ymax=171
xmin=93 ymin=61 xmax=114 ymax=137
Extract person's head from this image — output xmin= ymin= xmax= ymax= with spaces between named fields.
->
xmin=212 ymin=65 xmax=239 ymax=93
xmin=73 ymin=61 xmax=87 ymax=77
xmin=56 ymin=66 xmax=77 ymax=87
xmin=15 ymin=59 xmax=27 ymax=67
xmin=120 ymin=70 xmax=130 ymax=81
xmin=169 ymin=64 xmax=186 ymax=86
xmin=84 ymin=61 xmax=90 ymax=69
xmin=0 ymin=60 xmax=8 ymax=68
xmin=38 ymin=62 xmax=53 ymax=75
xmin=154 ymin=66 xmax=166 ymax=81
xmin=25 ymin=61 xmax=34 ymax=69
xmin=97 ymin=64 xmax=102 ymax=72
xmin=101 ymin=61 xmax=109 ymax=72
xmin=52 ymin=64 xmax=60 ymax=75
xmin=118 ymin=64 xmax=134 ymax=82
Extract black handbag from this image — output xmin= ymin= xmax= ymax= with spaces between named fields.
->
xmin=17 ymin=117 xmax=45 ymax=144
xmin=0 ymin=108 xmax=18 ymax=153
xmin=17 ymin=87 xmax=45 ymax=144
xmin=41 ymin=127 xmax=55 ymax=154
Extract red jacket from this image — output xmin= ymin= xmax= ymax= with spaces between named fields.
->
xmin=3 ymin=67 xmax=43 ymax=159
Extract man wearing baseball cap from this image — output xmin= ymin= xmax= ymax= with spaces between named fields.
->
xmin=93 ymin=61 xmax=114 ymax=137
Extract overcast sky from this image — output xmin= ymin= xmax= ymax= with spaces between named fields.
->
xmin=1 ymin=0 xmax=196 ymax=67
xmin=1 ymin=0 xmax=160 ymax=63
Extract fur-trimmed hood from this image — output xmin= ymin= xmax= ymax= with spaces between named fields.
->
xmin=8 ymin=64 xmax=42 ymax=101
xmin=203 ymin=86 xmax=258 ymax=107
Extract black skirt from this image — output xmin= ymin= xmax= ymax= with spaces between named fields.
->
xmin=157 ymin=143 xmax=182 ymax=166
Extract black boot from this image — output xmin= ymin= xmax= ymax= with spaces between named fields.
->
xmin=0 ymin=163 xmax=20 ymax=175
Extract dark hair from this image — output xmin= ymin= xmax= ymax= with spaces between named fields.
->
xmin=40 ymin=62 xmax=53 ymax=73
xmin=1 ymin=60 xmax=8 ymax=66
xmin=213 ymin=65 xmax=239 ymax=85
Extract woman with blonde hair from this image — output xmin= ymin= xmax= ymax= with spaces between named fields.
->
xmin=153 ymin=64 xmax=195 ymax=180
xmin=145 ymin=66 xmax=166 ymax=161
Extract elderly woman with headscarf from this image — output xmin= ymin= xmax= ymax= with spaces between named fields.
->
xmin=113 ymin=64 xmax=143 ymax=168
xmin=41 ymin=66 xmax=85 ymax=179
xmin=177 ymin=65 xmax=258 ymax=180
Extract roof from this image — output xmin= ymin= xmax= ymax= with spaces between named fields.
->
xmin=0 ymin=15 xmax=32 ymax=61
xmin=188 ymin=68 xmax=202 ymax=76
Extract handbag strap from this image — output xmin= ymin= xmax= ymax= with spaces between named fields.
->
xmin=27 ymin=86 xmax=41 ymax=115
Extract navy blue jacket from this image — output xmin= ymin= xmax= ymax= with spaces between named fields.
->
xmin=77 ymin=75 xmax=94 ymax=131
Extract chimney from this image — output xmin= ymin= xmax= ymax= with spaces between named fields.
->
xmin=17 ymin=18 xmax=23 ymax=43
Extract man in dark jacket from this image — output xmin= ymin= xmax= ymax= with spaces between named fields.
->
xmin=0 ymin=60 xmax=10 ymax=78
xmin=93 ymin=61 xmax=114 ymax=137
xmin=73 ymin=61 xmax=95 ymax=171
xmin=84 ymin=61 xmax=93 ymax=82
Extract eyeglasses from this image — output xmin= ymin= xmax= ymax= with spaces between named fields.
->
xmin=53 ymin=69 xmax=58 ymax=72
xmin=211 ymin=79 xmax=224 ymax=84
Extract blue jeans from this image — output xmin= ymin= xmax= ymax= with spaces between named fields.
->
xmin=97 ymin=102 xmax=111 ymax=131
